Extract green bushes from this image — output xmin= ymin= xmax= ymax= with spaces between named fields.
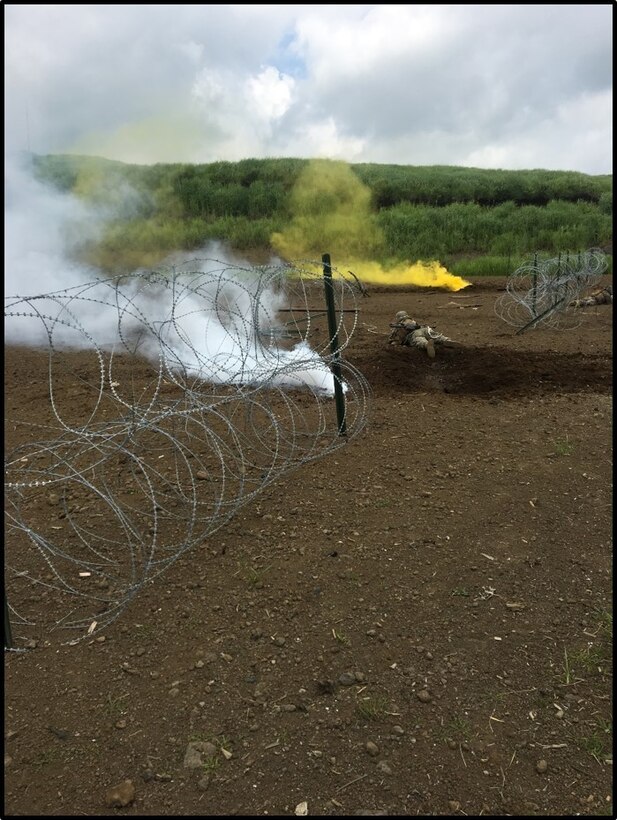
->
xmin=377 ymin=200 xmax=611 ymax=259
xmin=354 ymin=163 xmax=611 ymax=208
xmin=445 ymin=251 xmax=613 ymax=279
xmin=31 ymin=153 xmax=612 ymax=275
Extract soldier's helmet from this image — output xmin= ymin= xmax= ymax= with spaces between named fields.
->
xmin=395 ymin=310 xmax=409 ymax=321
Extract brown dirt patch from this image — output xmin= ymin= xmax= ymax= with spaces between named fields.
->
xmin=4 ymin=277 xmax=613 ymax=816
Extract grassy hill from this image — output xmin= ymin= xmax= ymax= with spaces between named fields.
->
xmin=30 ymin=153 xmax=612 ymax=277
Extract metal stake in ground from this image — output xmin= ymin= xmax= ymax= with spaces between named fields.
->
xmin=322 ymin=253 xmax=347 ymax=436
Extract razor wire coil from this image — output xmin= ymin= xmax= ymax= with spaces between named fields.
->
xmin=494 ymin=249 xmax=608 ymax=332
xmin=4 ymin=258 xmax=370 ymax=644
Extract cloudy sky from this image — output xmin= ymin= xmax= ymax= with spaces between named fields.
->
xmin=4 ymin=4 xmax=613 ymax=174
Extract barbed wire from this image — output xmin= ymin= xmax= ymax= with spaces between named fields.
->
xmin=4 ymin=258 xmax=370 ymax=644
xmin=494 ymin=249 xmax=608 ymax=333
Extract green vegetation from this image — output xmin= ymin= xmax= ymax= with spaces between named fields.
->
xmin=560 ymin=608 xmax=612 ymax=686
xmin=356 ymin=694 xmax=391 ymax=721
xmin=552 ymin=436 xmax=575 ymax=457
xmin=444 ymin=714 xmax=473 ymax=742
xmin=103 ymin=692 xmax=129 ymax=717
xmin=592 ymin=606 xmax=613 ymax=640
xmin=374 ymin=498 xmax=393 ymax=508
xmin=378 ymin=199 xmax=611 ymax=259
xmin=202 ymin=754 xmax=220 ymax=774
xmin=575 ymin=718 xmax=612 ymax=764
xmin=29 ymin=153 xmax=612 ymax=278
xmin=435 ymin=713 xmax=475 ymax=747
xmin=31 ymin=747 xmax=63 ymax=767
xmin=238 ymin=561 xmax=271 ymax=587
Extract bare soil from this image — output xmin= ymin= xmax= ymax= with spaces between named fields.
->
xmin=4 ymin=277 xmax=613 ymax=817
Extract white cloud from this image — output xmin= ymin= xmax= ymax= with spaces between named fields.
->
xmin=4 ymin=4 xmax=612 ymax=173
xmin=464 ymin=89 xmax=613 ymax=174
xmin=290 ymin=117 xmax=367 ymax=161
xmin=294 ymin=5 xmax=453 ymax=85
xmin=246 ymin=66 xmax=295 ymax=124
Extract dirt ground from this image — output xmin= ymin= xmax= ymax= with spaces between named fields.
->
xmin=4 ymin=276 xmax=613 ymax=817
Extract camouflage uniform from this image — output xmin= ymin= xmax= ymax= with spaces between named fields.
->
xmin=571 ymin=285 xmax=613 ymax=308
xmin=388 ymin=310 xmax=456 ymax=359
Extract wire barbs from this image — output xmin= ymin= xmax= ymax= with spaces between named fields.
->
xmin=4 ymin=258 xmax=370 ymax=644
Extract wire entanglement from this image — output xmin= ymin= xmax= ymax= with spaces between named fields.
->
xmin=494 ymin=249 xmax=608 ymax=333
xmin=4 ymin=258 xmax=370 ymax=644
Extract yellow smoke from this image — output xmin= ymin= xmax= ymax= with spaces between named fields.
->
xmin=272 ymin=159 xmax=470 ymax=292
xmin=68 ymin=112 xmax=205 ymax=165
xmin=345 ymin=259 xmax=470 ymax=291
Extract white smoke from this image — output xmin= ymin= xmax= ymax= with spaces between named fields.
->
xmin=5 ymin=155 xmax=102 ymax=296
xmin=4 ymin=156 xmax=339 ymax=395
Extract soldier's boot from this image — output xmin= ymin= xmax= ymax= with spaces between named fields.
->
xmin=428 ymin=330 xmax=460 ymax=350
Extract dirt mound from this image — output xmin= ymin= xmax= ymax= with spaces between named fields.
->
xmin=352 ymin=344 xmax=613 ymax=399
